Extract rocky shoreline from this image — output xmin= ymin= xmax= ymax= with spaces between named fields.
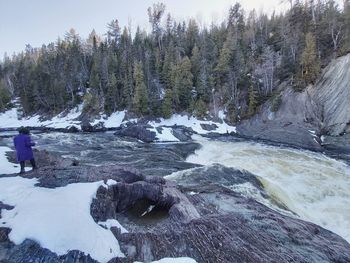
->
xmin=1 ymin=152 xmax=350 ymax=263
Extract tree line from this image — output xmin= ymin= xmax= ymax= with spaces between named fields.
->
xmin=0 ymin=0 xmax=349 ymax=122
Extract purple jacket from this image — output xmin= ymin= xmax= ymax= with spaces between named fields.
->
xmin=13 ymin=134 xmax=35 ymax=161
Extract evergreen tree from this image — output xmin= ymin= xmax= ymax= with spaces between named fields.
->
xmin=248 ymin=86 xmax=258 ymax=116
xmin=173 ymin=56 xmax=193 ymax=111
xmin=301 ymin=32 xmax=320 ymax=85
xmin=161 ymin=89 xmax=173 ymax=118
xmin=133 ymin=61 xmax=149 ymax=115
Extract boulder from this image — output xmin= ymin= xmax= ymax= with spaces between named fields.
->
xmin=114 ymin=123 xmax=156 ymax=143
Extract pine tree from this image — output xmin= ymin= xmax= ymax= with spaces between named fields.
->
xmin=0 ymin=79 xmax=10 ymax=111
xmin=133 ymin=61 xmax=149 ymax=115
xmin=161 ymin=89 xmax=173 ymax=118
xmin=248 ymin=86 xmax=258 ymax=116
xmin=173 ymin=56 xmax=193 ymax=111
xmin=301 ymin=32 xmax=320 ymax=85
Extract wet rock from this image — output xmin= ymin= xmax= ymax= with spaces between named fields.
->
xmin=114 ymin=123 xmax=156 ymax=143
xmin=1 ymin=165 xmax=349 ymax=263
xmin=67 ymin=126 xmax=79 ymax=133
xmin=200 ymin=123 xmax=218 ymax=131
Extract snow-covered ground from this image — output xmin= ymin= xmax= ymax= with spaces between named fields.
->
xmin=148 ymin=111 xmax=236 ymax=142
xmin=0 ymin=176 xmax=126 ymax=263
xmin=91 ymin=110 xmax=126 ymax=128
xmin=0 ymin=146 xmax=31 ymax=175
xmin=0 ymin=101 xmax=236 ymax=143
xmin=0 ymin=104 xmax=82 ymax=129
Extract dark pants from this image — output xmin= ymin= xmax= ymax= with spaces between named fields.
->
xmin=20 ymin=159 xmax=37 ymax=172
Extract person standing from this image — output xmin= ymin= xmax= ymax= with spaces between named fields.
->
xmin=13 ymin=127 xmax=37 ymax=174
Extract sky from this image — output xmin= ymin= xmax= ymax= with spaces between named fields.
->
xmin=0 ymin=0 xmax=290 ymax=58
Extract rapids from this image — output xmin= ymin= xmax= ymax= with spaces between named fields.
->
xmin=186 ymin=135 xmax=350 ymax=242
xmin=1 ymin=131 xmax=349 ymax=243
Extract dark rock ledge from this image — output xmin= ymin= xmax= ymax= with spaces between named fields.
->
xmin=0 ymin=159 xmax=349 ymax=263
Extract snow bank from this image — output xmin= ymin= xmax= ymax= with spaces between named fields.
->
xmin=134 ymin=257 xmax=197 ymax=263
xmin=0 ymin=146 xmax=31 ymax=175
xmin=148 ymin=126 xmax=180 ymax=142
xmin=0 ymin=146 xmax=20 ymax=174
xmin=0 ymin=107 xmax=41 ymax=128
xmin=148 ymin=112 xmax=236 ymax=141
xmin=0 ymin=177 xmax=125 ymax=262
xmin=0 ymin=103 xmax=82 ymax=129
xmin=91 ymin=110 xmax=126 ymax=128
xmin=98 ymin=219 xmax=128 ymax=234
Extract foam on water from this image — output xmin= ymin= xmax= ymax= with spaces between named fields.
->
xmin=187 ymin=135 xmax=350 ymax=242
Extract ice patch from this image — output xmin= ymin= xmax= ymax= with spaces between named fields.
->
xmin=0 ymin=177 xmax=125 ymax=262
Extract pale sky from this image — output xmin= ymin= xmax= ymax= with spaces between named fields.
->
xmin=0 ymin=0 xmax=289 ymax=58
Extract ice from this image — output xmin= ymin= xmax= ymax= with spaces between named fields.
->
xmin=0 ymin=177 xmax=125 ymax=262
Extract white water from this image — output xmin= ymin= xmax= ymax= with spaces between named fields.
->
xmin=187 ymin=136 xmax=350 ymax=243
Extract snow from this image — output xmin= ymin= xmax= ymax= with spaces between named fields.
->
xmin=0 ymin=146 xmax=30 ymax=175
xmin=148 ymin=126 xmax=180 ymax=142
xmin=98 ymin=219 xmax=128 ymax=234
xmin=0 ymin=99 xmax=235 ymax=137
xmin=0 ymin=177 xmax=125 ymax=263
xmin=134 ymin=257 xmax=197 ymax=263
xmin=148 ymin=114 xmax=236 ymax=137
xmin=0 ymin=107 xmax=41 ymax=128
xmin=91 ymin=111 xmax=126 ymax=128
xmin=0 ymin=103 xmax=82 ymax=129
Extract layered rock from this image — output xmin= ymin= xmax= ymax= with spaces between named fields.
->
xmin=238 ymin=53 xmax=350 ymax=151
xmin=1 ymin=164 xmax=349 ymax=263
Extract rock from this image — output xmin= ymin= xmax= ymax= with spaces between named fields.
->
xmin=6 ymin=149 xmax=73 ymax=169
xmin=170 ymin=126 xmax=193 ymax=142
xmin=200 ymin=123 xmax=218 ymax=132
xmin=237 ymin=86 xmax=323 ymax=151
xmin=313 ymin=54 xmax=350 ymax=136
xmin=67 ymin=125 xmax=79 ymax=133
xmin=81 ymin=119 xmax=94 ymax=132
xmin=114 ymin=123 xmax=157 ymax=143
xmin=322 ymin=133 xmax=350 ymax=164
xmin=1 ymin=164 xmax=349 ymax=263
xmin=238 ymin=54 xmax=350 ymax=151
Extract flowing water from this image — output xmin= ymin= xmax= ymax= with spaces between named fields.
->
xmin=1 ymin=131 xmax=349 ymax=242
xmin=187 ymin=135 xmax=350 ymax=242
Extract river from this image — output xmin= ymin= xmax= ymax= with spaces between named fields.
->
xmin=1 ymin=131 xmax=349 ymax=243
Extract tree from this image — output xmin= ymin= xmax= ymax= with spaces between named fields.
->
xmin=133 ymin=61 xmax=148 ymax=115
xmin=173 ymin=56 xmax=193 ymax=111
xmin=248 ymin=86 xmax=258 ymax=116
xmin=0 ymin=79 xmax=10 ymax=111
xmin=301 ymin=32 xmax=320 ymax=85
xmin=161 ymin=89 xmax=173 ymax=118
